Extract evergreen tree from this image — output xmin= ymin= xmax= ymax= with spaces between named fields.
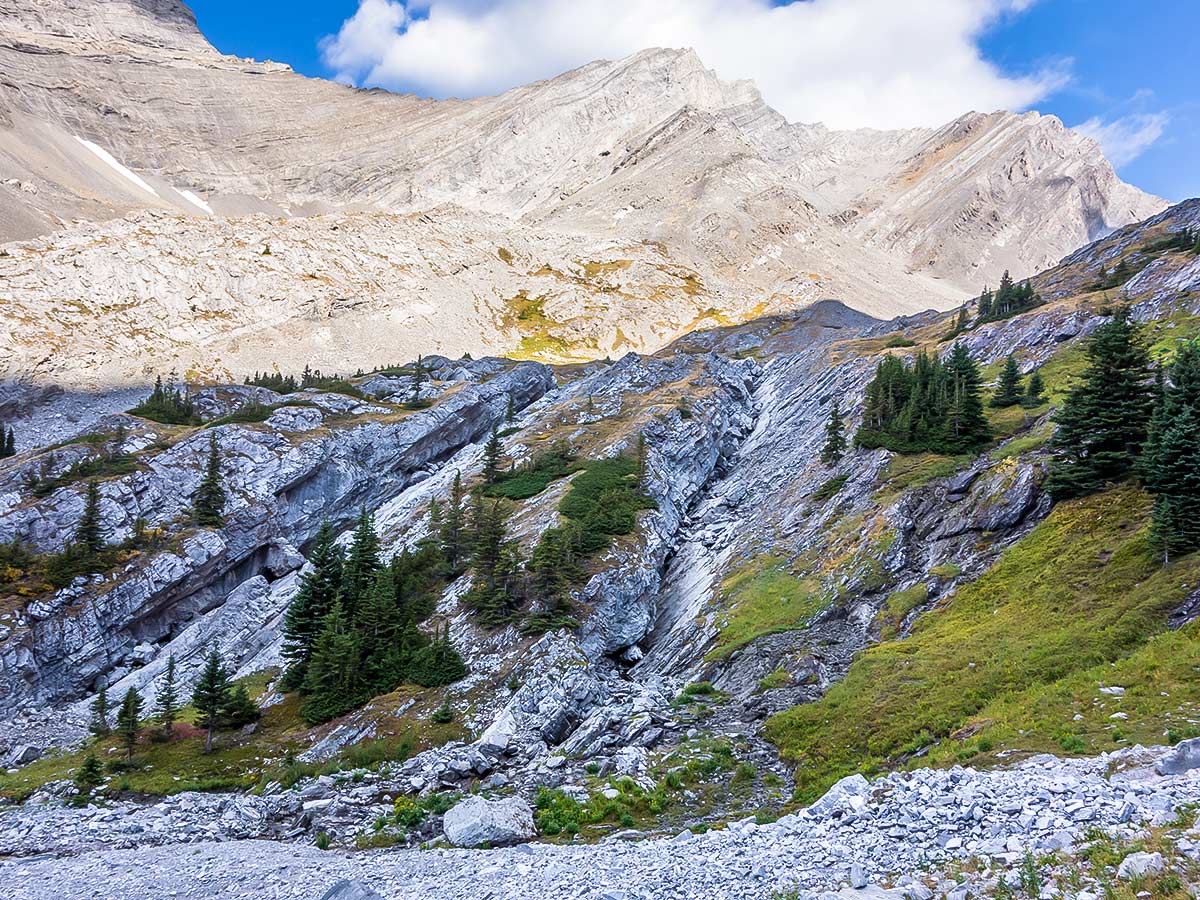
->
xmin=341 ymin=509 xmax=381 ymax=614
xmin=155 ymin=655 xmax=180 ymax=739
xmin=281 ymin=521 xmax=344 ymax=689
xmin=820 ymin=401 xmax=847 ymax=465
xmin=76 ymin=480 xmax=105 ymax=554
xmin=955 ymin=305 xmax=970 ymax=333
xmin=192 ymin=649 xmax=233 ymax=754
xmin=74 ymin=752 xmax=105 ymax=796
xmin=481 ymin=426 xmax=503 ymax=484
xmin=856 ymin=347 xmax=988 ymax=455
xmin=193 ymin=433 xmax=226 ymax=528
xmin=1146 ymin=408 xmax=1200 ymax=562
xmin=115 ymin=686 xmax=143 ymax=759
xmin=1022 ymin=370 xmax=1047 ymax=407
xmin=943 ymin=342 xmax=992 ymax=451
xmin=130 ymin=375 xmax=197 ymax=425
xmin=355 ymin=568 xmax=400 ymax=692
xmin=409 ymin=629 xmax=468 ymax=688
xmin=991 ymin=355 xmax=1024 ymax=408
xmin=464 ymin=494 xmax=521 ymax=625
xmin=1046 ymin=308 xmax=1152 ymax=500
xmin=1141 ymin=342 xmax=1200 ymax=561
xmin=977 ymin=287 xmax=993 ymax=320
xmin=1 ymin=426 xmax=14 ymax=459
xmin=409 ymin=355 xmax=426 ymax=407
xmin=505 ymin=394 xmax=516 ymax=423
xmin=526 ymin=522 xmax=584 ymax=624
xmin=439 ymin=472 xmax=468 ymax=575
xmin=89 ymin=686 xmax=111 ymax=739
xmin=300 ymin=600 xmax=363 ymax=725
xmin=222 ymin=683 xmax=261 ymax=729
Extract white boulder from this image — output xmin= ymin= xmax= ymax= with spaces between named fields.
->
xmin=442 ymin=796 xmax=536 ymax=848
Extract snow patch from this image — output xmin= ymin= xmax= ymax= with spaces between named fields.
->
xmin=179 ymin=189 xmax=214 ymax=215
xmin=73 ymin=137 xmax=159 ymax=199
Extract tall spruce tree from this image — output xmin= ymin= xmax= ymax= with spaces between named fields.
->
xmin=0 ymin=426 xmax=14 ymax=458
xmin=300 ymin=600 xmax=363 ymax=725
xmin=1023 ymin=370 xmax=1047 ymax=407
xmin=193 ymin=433 xmax=226 ymax=528
xmin=943 ymin=342 xmax=992 ymax=451
xmin=409 ymin=355 xmax=426 ymax=407
xmin=481 ymin=427 xmax=502 ymax=484
xmin=820 ymin=401 xmax=847 ymax=465
xmin=355 ymin=569 xmax=400 ymax=692
xmin=89 ymin=686 xmax=111 ymax=739
xmin=977 ymin=288 xmax=993 ymax=320
xmin=464 ymin=493 xmax=520 ymax=625
xmin=1045 ymin=308 xmax=1153 ymax=500
xmin=115 ymin=687 xmax=143 ymax=759
xmin=155 ymin=655 xmax=180 ymax=739
xmin=192 ymin=649 xmax=233 ymax=754
xmin=439 ymin=472 xmax=468 ymax=575
xmin=1146 ymin=408 xmax=1200 ymax=561
xmin=281 ymin=521 xmax=344 ymax=689
xmin=341 ymin=509 xmax=381 ymax=614
xmin=991 ymin=355 xmax=1024 ymax=408
xmin=1141 ymin=342 xmax=1200 ymax=561
xmin=76 ymin=480 xmax=105 ymax=554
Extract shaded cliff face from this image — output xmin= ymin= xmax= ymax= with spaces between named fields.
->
xmin=0 ymin=4 xmax=1165 ymax=386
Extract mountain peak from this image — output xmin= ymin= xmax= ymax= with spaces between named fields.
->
xmin=0 ymin=0 xmax=210 ymax=52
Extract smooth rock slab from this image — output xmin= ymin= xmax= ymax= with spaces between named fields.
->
xmin=318 ymin=881 xmax=387 ymax=900
xmin=1117 ymin=851 xmax=1164 ymax=880
xmin=442 ymin=796 xmax=535 ymax=848
xmin=1156 ymin=738 xmax=1200 ymax=776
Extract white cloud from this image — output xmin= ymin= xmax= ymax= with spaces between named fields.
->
xmin=320 ymin=0 xmax=1067 ymax=130
xmin=320 ymin=0 xmax=408 ymax=79
xmin=1075 ymin=113 xmax=1168 ymax=167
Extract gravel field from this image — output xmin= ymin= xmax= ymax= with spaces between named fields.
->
xmin=4 ymin=746 xmax=1199 ymax=900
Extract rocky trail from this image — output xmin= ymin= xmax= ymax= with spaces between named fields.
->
xmin=5 ymin=743 xmax=1200 ymax=900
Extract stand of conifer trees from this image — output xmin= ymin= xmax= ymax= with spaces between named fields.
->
xmin=129 ymin=375 xmax=199 ymax=425
xmin=1045 ymin=308 xmax=1153 ymax=500
xmin=1043 ymin=308 xmax=1200 ymax=560
xmin=1140 ymin=341 xmax=1200 ymax=561
xmin=855 ymin=342 xmax=991 ymax=454
xmin=975 ymin=271 xmax=1042 ymax=325
xmin=281 ymin=510 xmax=466 ymax=725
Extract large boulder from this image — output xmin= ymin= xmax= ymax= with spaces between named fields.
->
xmin=1117 ymin=852 xmax=1164 ymax=880
xmin=1156 ymin=737 xmax=1200 ymax=775
xmin=807 ymin=773 xmax=872 ymax=818
xmin=442 ymin=796 xmax=535 ymax=848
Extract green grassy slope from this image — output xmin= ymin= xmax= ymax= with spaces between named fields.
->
xmin=765 ymin=486 xmax=1200 ymax=802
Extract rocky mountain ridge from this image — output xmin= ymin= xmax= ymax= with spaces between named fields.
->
xmin=1 ymin=199 xmax=1196 ymax=799
xmin=0 ymin=198 xmax=1198 ymax=900
xmin=0 ymin=1 xmax=1166 ymax=386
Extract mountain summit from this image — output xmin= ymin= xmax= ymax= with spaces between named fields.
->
xmin=0 ymin=2 xmax=1166 ymax=385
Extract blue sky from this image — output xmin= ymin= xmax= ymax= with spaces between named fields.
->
xmin=188 ymin=0 xmax=1196 ymax=202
